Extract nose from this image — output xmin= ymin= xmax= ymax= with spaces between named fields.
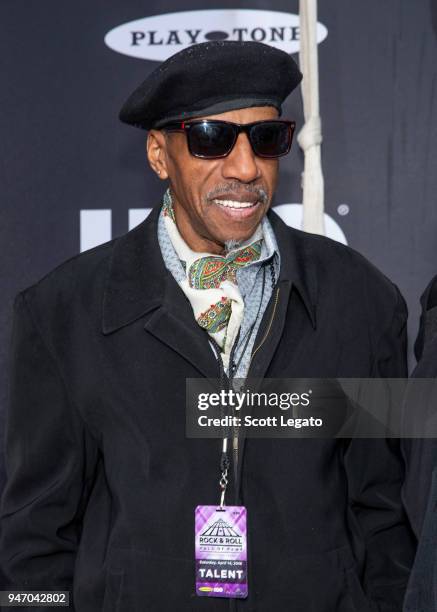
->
xmin=221 ymin=132 xmax=261 ymax=183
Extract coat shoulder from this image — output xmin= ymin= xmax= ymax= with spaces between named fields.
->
xmin=16 ymin=235 xmax=119 ymax=323
xmin=288 ymin=223 xmax=403 ymax=308
xmin=271 ymin=218 xmax=407 ymax=336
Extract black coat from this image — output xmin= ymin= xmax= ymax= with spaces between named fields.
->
xmin=403 ymin=276 xmax=437 ymax=612
xmin=0 ymin=206 xmax=415 ymax=612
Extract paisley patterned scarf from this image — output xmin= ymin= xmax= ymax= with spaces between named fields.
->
xmin=162 ymin=189 xmax=263 ymax=367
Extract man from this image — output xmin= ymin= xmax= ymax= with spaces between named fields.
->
xmin=0 ymin=41 xmax=415 ymax=611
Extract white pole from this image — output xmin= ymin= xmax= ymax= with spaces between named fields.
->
xmin=297 ymin=0 xmax=325 ymax=235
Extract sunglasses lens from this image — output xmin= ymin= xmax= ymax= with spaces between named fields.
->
xmin=250 ymin=122 xmax=292 ymax=158
xmin=188 ymin=122 xmax=236 ymax=158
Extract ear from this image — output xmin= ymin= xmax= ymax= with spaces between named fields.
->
xmin=146 ymin=130 xmax=169 ymax=180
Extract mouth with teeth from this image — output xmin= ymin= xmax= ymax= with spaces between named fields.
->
xmin=212 ymin=198 xmax=261 ymax=218
xmin=213 ymin=199 xmax=257 ymax=208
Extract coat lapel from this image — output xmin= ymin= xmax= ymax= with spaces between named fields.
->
xmin=101 ymin=204 xmax=218 ymax=378
xmin=245 ymin=209 xmax=318 ymax=381
xmin=144 ymin=272 xmax=219 ymax=378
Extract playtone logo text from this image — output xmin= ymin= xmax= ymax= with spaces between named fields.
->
xmin=105 ymin=9 xmax=328 ymax=61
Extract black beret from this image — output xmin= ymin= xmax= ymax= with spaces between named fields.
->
xmin=119 ymin=41 xmax=302 ymax=130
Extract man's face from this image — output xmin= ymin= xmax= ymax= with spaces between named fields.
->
xmin=147 ymin=106 xmax=280 ymax=254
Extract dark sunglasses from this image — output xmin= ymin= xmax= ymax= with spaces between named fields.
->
xmin=162 ymin=119 xmax=296 ymax=159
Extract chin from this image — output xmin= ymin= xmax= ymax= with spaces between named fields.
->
xmin=208 ymin=217 xmax=264 ymax=250
xmin=221 ymin=228 xmax=257 ymax=244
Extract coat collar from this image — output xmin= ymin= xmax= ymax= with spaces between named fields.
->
xmin=102 ymin=203 xmax=317 ymax=335
xmin=269 ymin=209 xmax=317 ymax=328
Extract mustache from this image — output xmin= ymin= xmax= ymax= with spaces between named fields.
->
xmin=205 ymin=182 xmax=269 ymax=204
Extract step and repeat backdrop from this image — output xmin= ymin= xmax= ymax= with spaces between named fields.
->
xmin=0 ymin=1 xmax=436 ymax=488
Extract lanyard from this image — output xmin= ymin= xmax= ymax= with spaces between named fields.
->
xmin=196 ymin=261 xmax=275 ymax=601
xmin=209 ymin=330 xmax=237 ymax=508
xmin=209 ymin=262 xmax=274 ymax=507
